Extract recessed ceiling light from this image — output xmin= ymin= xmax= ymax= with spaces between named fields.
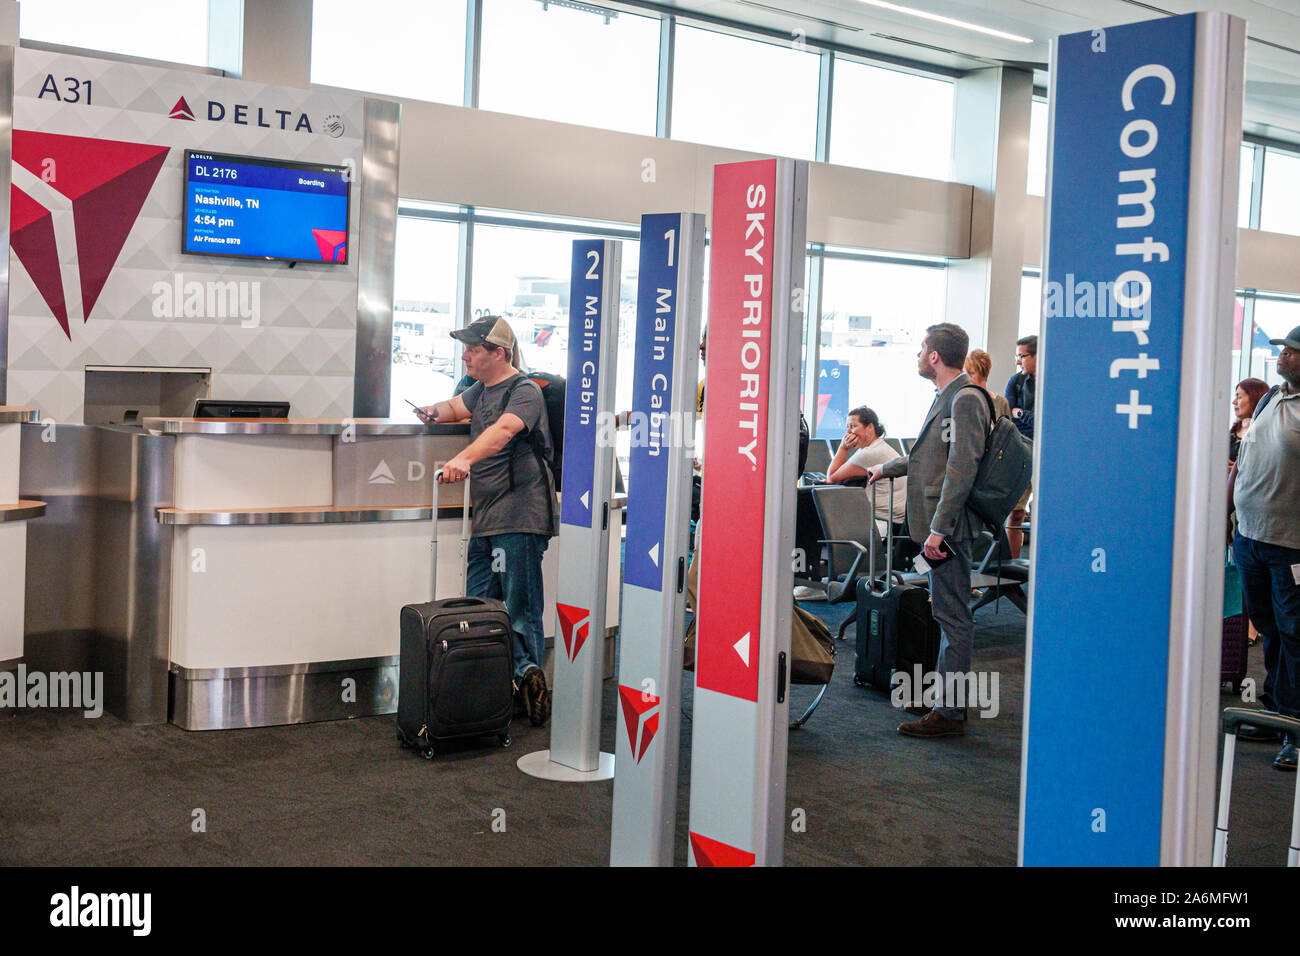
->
xmin=852 ymin=0 xmax=1035 ymax=44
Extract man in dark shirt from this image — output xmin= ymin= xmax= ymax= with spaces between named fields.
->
xmin=1004 ymin=335 xmax=1036 ymax=439
xmin=419 ymin=316 xmax=557 ymax=726
xmin=1004 ymin=334 xmax=1037 ymax=557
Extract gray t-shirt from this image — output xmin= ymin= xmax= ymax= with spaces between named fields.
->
xmin=1234 ymin=383 xmax=1300 ymax=549
xmin=460 ymin=373 xmax=557 ymax=538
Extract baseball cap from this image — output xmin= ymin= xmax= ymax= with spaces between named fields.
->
xmin=1268 ymin=325 xmax=1300 ymax=351
xmin=450 ymin=315 xmax=516 ymax=355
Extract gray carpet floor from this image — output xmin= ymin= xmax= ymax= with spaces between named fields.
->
xmin=0 ymin=601 xmax=1293 ymax=866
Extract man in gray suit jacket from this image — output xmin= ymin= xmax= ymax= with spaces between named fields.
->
xmin=867 ymin=322 xmax=990 ymax=738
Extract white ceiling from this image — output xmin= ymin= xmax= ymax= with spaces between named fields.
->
xmin=648 ymin=0 xmax=1300 ymax=141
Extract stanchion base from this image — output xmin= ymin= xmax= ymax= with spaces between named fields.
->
xmin=517 ymin=749 xmax=615 ymax=782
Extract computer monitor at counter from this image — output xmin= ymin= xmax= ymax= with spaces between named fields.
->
xmin=192 ymin=400 xmax=291 ymax=419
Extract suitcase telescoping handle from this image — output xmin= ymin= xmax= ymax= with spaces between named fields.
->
xmin=432 ymin=466 xmax=472 ymax=601
xmin=1214 ymin=707 xmax=1300 ymax=867
xmin=868 ymin=477 xmax=896 ymax=594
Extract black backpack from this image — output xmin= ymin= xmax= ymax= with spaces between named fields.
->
xmin=501 ymin=371 xmax=566 ymax=491
xmin=959 ymin=385 xmax=1033 ymax=530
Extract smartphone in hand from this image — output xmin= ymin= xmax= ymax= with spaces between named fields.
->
xmin=406 ymin=398 xmax=434 ymax=423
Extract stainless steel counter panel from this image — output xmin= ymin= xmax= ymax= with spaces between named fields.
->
xmin=0 ymin=407 xmax=38 ymax=423
xmin=353 ymin=96 xmax=402 ymax=419
xmin=158 ymin=505 xmax=435 ymax=525
xmin=141 ymin=417 xmax=469 ymax=437
xmin=170 ymin=655 xmax=399 ymax=731
xmin=20 ymin=423 xmax=174 ymax=724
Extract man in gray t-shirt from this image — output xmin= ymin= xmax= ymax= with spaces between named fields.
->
xmin=1229 ymin=324 xmax=1300 ymax=771
xmin=418 ymin=316 xmax=557 ymax=727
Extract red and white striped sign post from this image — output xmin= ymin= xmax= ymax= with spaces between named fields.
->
xmin=687 ymin=158 xmax=808 ymax=866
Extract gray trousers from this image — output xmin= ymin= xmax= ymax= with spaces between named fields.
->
xmin=927 ymin=535 xmax=975 ymax=720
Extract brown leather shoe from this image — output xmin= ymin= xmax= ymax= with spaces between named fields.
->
xmin=898 ymin=710 xmax=964 ymax=738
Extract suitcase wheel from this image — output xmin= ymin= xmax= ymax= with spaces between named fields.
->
xmin=853 ymin=675 xmax=866 ymax=688
xmin=498 ymin=733 xmax=512 ymax=749
xmin=420 ymin=745 xmax=436 ymax=760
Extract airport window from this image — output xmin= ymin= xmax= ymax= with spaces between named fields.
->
xmin=830 ymin=59 xmax=954 ymax=181
xmin=1249 ymin=296 xmax=1300 ymax=386
xmin=479 ymin=0 xmax=659 ymax=135
xmin=19 ymin=0 xmax=210 ymax=67
xmin=1259 ymin=146 xmax=1300 ymax=238
xmin=1020 ymin=272 xmax=1041 ymax=340
xmin=311 ymin=0 xmax=467 ymax=105
xmin=1027 ymin=98 xmax=1048 ymax=196
xmin=390 ymin=216 xmax=462 ymax=417
xmin=1238 ymin=143 xmax=1255 ymax=229
xmin=816 ymin=253 xmax=948 ymax=439
xmin=671 ymin=25 xmax=820 ymax=160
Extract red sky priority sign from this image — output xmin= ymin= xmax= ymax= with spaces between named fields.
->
xmin=696 ymin=158 xmax=777 ymax=705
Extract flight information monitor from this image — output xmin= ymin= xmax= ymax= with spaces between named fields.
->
xmin=183 ymin=151 xmax=351 ymax=263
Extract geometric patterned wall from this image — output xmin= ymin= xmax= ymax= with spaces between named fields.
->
xmin=7 ymin=49 xmax=365 ymax=422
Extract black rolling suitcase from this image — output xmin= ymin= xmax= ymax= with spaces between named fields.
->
xmin=844 ymin=480 xmax=942 ymax=697
xmin=396 ymin=473 xmax=515 ymax=760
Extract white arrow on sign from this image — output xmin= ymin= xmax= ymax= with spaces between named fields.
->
xmin=733 ymin=632 xmax=750 ymax=667
xmin=648 ymin=543 xmax=660 ymax=567
xmin=580 ymin=490 xmax=590 ymax=510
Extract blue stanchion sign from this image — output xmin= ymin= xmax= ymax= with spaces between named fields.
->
xmin=1022 ymin=14 xmax=1196 ymax=865
xmin=815 ymin=359 xmax=851 ymax=439
xmin=624 ymin=214 xmax=681 ymax=591
xmin=560 ymin=239 xmax=606 ymax=529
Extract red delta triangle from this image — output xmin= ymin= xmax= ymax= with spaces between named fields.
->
xmin=689 ymin=832 xmax=756 ymax=867
xmin=12 ymin=131 xmax=169 ymax=321
xmin=169 ymin=96 xmax=195 ymax=120
xmin=638 ymin=712 xmax=659 ymax=763
xmin=556 ymin=603 xmax=590 ymax=660
xmin=312 ymin=229 xmax=348 ymax=262
xmin=617 ymin=684 xmax=659 ymax=764
xmin=816 ymin=392 xmax=832 ymax=429
xmin=9 ymin=185 xmax=69 ymax=338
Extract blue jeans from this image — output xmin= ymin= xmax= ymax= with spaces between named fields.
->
xmin=1234 ymin=533 xmax=1300 ymax=719
xmin=466 ymin=533 xmax=549 ymax=680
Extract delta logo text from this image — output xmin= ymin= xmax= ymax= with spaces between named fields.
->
xmin=165 ymin=96 xmax=337 ymax=134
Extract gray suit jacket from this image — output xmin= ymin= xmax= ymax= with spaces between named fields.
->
xmin=880 ymin=372 xmax=991 ymax=545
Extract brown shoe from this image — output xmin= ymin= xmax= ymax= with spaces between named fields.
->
xmin=898 ymin=710 xmax=964 ymax=738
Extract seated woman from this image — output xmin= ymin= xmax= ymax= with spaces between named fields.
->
xmin=826 ymin=406 xmax=906 ymax=527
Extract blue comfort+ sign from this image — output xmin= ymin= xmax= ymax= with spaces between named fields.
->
xmin=623 ymin=214 xmax=681 ymax=592
xmin=560 ymin=239 xmax=606 ymax=529
xmin=1022 ymin=14 xmax=1195 ymax=865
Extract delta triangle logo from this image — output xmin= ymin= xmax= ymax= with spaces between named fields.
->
xmin=169 ymin=96 xmax=195 ymax=120
xmin=10 ymin=185 xmax=68 ymax=338
xmin=312 ymin=228 xmax=347 ymax=263
xmin=689 ymin=832 xmax=756 ymax=867
xmin=368 ymin=460 xmax=397 ymax=484
xmin=617 ymin=684 xmax=659 ymax=764
xmin=10 ymin=130 xmax=169 ymax=339
xmin=556 ymin=603 xmax=590 ymax=661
